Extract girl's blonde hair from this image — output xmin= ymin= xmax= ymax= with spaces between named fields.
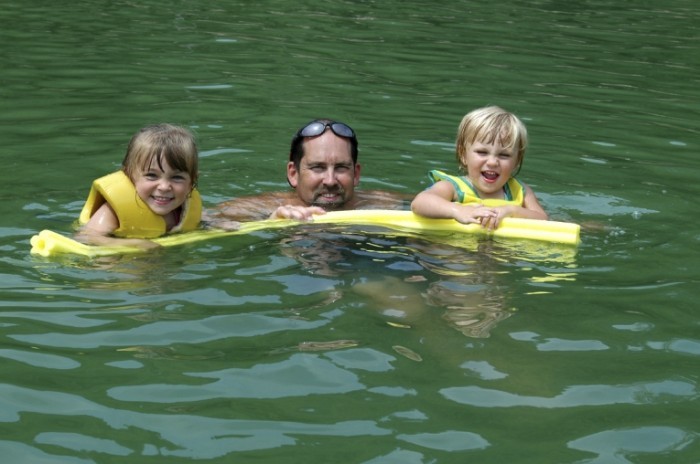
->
xmin=121 ymin=124 xmax=199 ymax=187
xmin=455 ymin=106 xmax=528 ymax=175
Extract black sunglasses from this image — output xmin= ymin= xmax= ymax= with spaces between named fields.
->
xmin=296 ymin=121 xmax=355 ymax=140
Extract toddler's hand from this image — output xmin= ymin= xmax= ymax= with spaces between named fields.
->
xmin=481 ymin=206 xmax=514 ymax=230
xmin=453 ymin=205 xmax=497 ymax=226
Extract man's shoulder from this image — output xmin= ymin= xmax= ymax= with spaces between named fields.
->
xmin=215 ymin=192 xmax=303 ymax=221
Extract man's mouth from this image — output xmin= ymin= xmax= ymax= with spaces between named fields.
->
xmin=313 ymin=189 xmax=345 ymax=207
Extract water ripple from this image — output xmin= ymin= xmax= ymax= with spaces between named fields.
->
xmin=0 ymin=383 xmax=391 ymax=459
xmin=397 ymin=430 xmax=490 ymax=452
xmin=107 ymin=353 xmax=364 ymax=402
xmin=568 ymin=426 xmax=697 ymax=463
xmin=510 ymin=331 xmax=609 ymax=351
xmin=11 ymin=313 xmax=329 ymax=349
xmin=440 ymin=380 xmax=697 ymax=408
xmin=0 ymin=349 xmax=80 ymax=370
xmin=647 ymin=338 xmax=700 ymax=356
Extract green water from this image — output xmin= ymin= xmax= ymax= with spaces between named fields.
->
xmin=2 ymin=0 xmax=699 ymax=462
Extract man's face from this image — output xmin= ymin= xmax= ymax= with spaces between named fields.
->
xmin=287 ymin=130 xmax=361 ymax=209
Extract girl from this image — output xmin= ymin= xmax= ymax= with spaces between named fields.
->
xmin=77 ymin=124 xmax=202 ymax=248
xmin=411 ymin=106 xmax=547 ymax=230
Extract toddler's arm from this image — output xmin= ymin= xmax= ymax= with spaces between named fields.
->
xmin=411 ymin=181 xmax=497 ymax=225
xmin=483 ymin=183 xmax=548 ymax=229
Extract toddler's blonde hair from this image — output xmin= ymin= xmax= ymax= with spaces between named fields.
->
xmin=455 ymin=106 xmax=528 ymax=175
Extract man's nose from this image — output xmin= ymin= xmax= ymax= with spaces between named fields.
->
xmin=322 ymin=169 xmax=338 ymax=185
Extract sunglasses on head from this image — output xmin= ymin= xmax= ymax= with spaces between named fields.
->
xmin=296 ymin=121 xmax=355 ymax=140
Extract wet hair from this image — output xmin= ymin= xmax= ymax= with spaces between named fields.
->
xmin=455 ymin=106 xmax=528 ymax=176
xmin=289 ymin=118 xmax=359 ymax=168
xmin=121 ymin=123 xmax=199 ymax=187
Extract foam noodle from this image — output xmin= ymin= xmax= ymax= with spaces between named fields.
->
xmin=30 ymin=210 xmax=580 ymax=258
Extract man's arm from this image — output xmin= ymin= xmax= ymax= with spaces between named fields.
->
xmin=210 ymin=192 xmax=320 ymax=222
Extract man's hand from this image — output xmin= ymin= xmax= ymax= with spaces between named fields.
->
xmin=270 ymin=205 xmax=326 ymax=221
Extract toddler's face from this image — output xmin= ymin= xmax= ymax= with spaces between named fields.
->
xmin=462 ymin=139 xmax=519 ymax=199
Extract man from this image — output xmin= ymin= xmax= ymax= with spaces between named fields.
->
xmin=213 ymin=119 xmax=409 ymax=222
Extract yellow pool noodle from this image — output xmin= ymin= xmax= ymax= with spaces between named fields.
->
xmin=30 ymin=210 xmax=580 ymax=258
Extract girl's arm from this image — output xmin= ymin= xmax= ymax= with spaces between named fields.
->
xmin=76 ymin=203 xmax=160 ymax=249
xmin=411 ymin=181 xmax=497 ymax=224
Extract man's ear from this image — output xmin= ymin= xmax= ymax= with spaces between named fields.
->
xmin=353 ymin=163 xmax=361 ymax=186
xmin=287 ymin=161 xmax=298 ymax=188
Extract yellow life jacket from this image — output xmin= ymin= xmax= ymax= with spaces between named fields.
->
xmin=78 ymin=171 xmax=202 ymax=238
xmin=428 ymin=170 xmax=524 ymax=206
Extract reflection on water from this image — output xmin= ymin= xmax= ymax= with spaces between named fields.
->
xmin=279 ymin=227 xmax=565 ymax=339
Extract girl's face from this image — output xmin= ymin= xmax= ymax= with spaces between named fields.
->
xmin=462 ymin=139 xmax=519 ymax=199
xmin=134 ymin=156 xmax=193 ymax=218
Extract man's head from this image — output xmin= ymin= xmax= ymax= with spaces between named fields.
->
xmin=287 ymin=119 xmax=361 ymax=209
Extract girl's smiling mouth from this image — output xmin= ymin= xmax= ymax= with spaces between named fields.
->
xmin=152 ymin=195 xmax=173 ymax=205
